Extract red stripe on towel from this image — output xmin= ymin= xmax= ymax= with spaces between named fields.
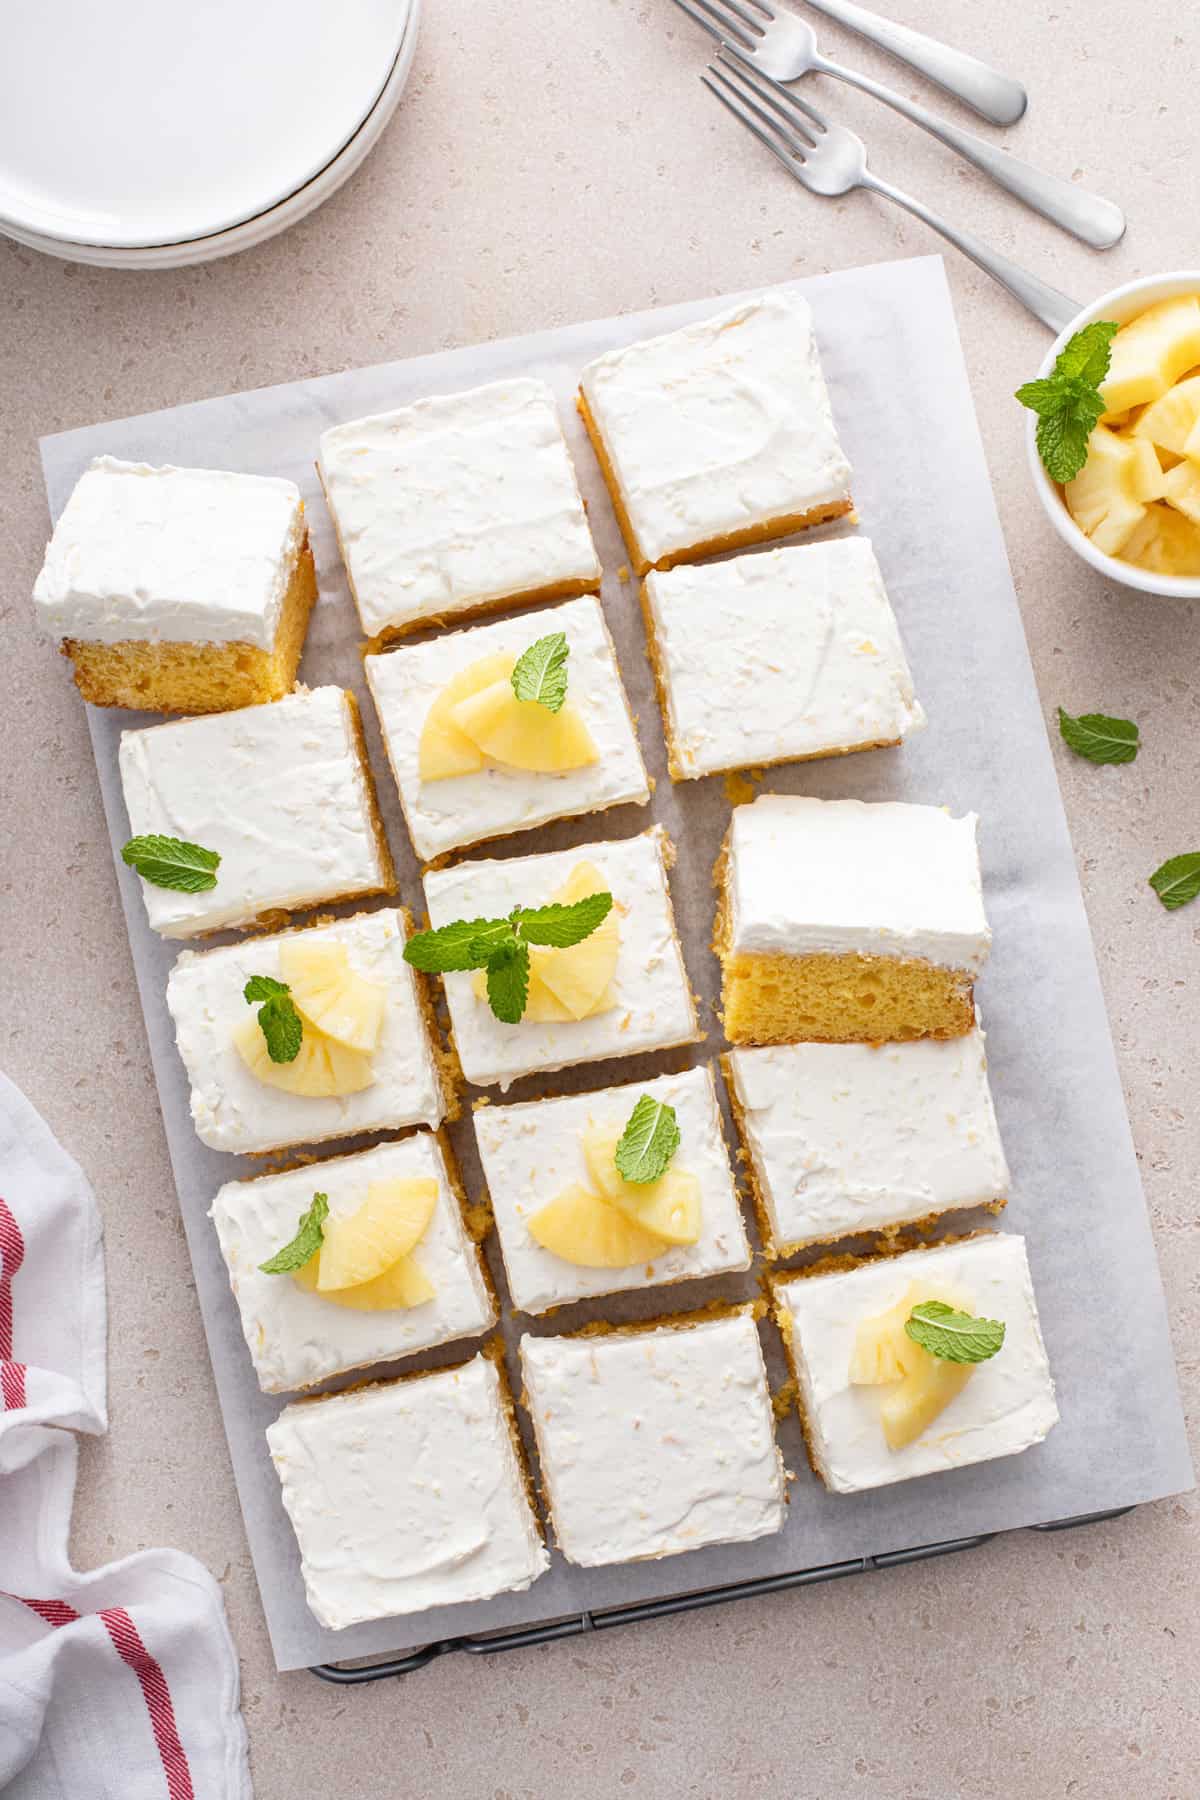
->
xmin=0 ymin=1195 xmax=26 ymax=1409
xmin=100 ymin=1607 xmax=196 ymax=1800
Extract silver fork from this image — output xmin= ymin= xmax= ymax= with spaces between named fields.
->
xmin=676 ymin=0 xmax=1125 ymax=250
xmin=703 ymin=58 xmax=1082 ymax=334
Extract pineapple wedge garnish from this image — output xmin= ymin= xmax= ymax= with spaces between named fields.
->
xmin=580 ymin=1127 xmax=701 ymax=1246
xmin=278 ymin=938 xmax=385 ymax=1054
xmin=527 ymin=1182 xmax=668 ymax=1267
xmin=316 ymin=1178 xmax=439 ymax=1291
xmin=418 ymin=651 xmax=515 ymax=781
xmin=292 ymin=1251 xmax=435 ymax=1310
xmin=1131 ymin=372 xmax=1200 ymax=458
xmin=1062 ymin=425 xmax=1148 ymax=556
xmin=233 ymin=1015 xmax=375 ymax=1097
xmin=850 ymin=1281 xmax=974 ymax=1450
xmin=1101 ymin=296 xmax=1200 ymax=415
xmin=470 ymin=861 xmax=620 ymax=1022
xmin=879 ymin=1359 xmax=973 ymax=1451
xmin=1120 ymin=503 xmax=1200 ymax=576
xmin=449 ymin=680 xmax=598 ymax=774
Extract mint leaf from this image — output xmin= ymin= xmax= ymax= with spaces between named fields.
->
xmin=1057 ymin=707 xmax=1140 ymax=765
xmin=259 ymin=1192 xmax=328 ymax=1274
xmin=511 ymin=631 xmax=569 ymax=713
xmin=243 ymin=974 xmax=290 ymax=1003
xmin=905 ymin=1300 xmax=1005 ymax=1364
xmin=257 ymin=993 xmax=303 ymax=1063
xmin=121 ymin=834 xmax=220 ymax=893
xmin=404 ymin=916 xmax=514 ymax=973
xmin=1149 ymin=852 xmax=1200 ymax=911
xmin=1016 ymin=320 xmax=1120 ymax=483
xmin=516 ymin=891 xmax=613 ymax=948
xmin=614 ymin=1095 xmax=680 ymax=1185
xmin=486 ymin=939 xmax=529 ymax=1024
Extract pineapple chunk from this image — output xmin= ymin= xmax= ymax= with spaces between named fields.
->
xmin=579 ymin=1127 xmax=701 ymax=1246
xmin=449 ymin=681 xmax=598 ymax=774
xmin=849 ymin=1282 xmax=970 ymax=1386
xmin=879 ymin=1358 xmax=973 ymax=1451
xmin=1120 ymin=503 xmax=1200 ymax=576
xmin=1062 ymin=425 xmax=1147 ymax=556
xmin=470 ymin=861 xmax=620 ymax=1023
xmin=527 ymin=1182 xmax=668 ymax=1267
xmin=1126 ymin=435 xmax=1169 ymax=504
xmin=316 ymin=1178 xmax=439 ymax=1290
xmin=1101 ymin=297 xmax=1200 ymax=415
xmin=1131 ymin=373 xmax=1200 ymax=458
xmin=278 ymin=938 xmax=385 ymax=1054
xmin=1163 ymin=459 xmax=1200 ymax=525
xmin=418 ymin=651 xmax=515 ymax=781
xmin=233 ymin=1016 xmax=375 ymax=1097
xmin=522 ymin=969 xmax=575 ymax=1023
xmin=293 ymin=1251 xmax=435 ymax=1310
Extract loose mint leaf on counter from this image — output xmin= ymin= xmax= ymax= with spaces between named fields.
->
xmin=1057 ymin=707 xmax=1140 ymax=764
xmin=121 ymin=834 xmax=220 ymax=893
xmin=259 ymin=1193 xmax=329 ymax=1274
xmin=1149 ymin=852 xmax=1200 ymax=912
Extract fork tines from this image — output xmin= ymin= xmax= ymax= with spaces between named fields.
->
xmin=670 ymin=0 xmax=771 ymax=50
xmin=701 ymin=53 xmax=827 ymax=164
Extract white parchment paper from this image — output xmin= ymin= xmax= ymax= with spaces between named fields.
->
xmin=39 ymin=256 xmax=1193 ymax=1673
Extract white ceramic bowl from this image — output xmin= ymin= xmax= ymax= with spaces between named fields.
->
xmin=1026 ymin=269 xmax=1200 ymax=600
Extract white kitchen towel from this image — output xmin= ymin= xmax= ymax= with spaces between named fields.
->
xmin=0 ymin=1072 xmax=253 ymax=1800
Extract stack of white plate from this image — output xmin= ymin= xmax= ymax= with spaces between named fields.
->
xmin=0 ymin=0 xmax=419 ymax=269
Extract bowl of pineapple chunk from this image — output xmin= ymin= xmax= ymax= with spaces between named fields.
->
xmin=1027 ymin=272 xmax=1200 ymax=596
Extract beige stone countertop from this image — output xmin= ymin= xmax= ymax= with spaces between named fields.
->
xmin=2 ymin=2 xmax=1197 ymax=1794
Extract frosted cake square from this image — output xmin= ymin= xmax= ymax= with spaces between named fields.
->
xmin=211 ymin=1132 xmax=493 ymax=1393
xmin=318 ymin=377 xmax=601 ymax=643
xmin=268 ymin=1352 xmax=548 ymax=1629
xmin=365 ymin=594 xmax=649 ymax=863
xmin=578 ymin=290 xmax=852 ymax=575
xmin=33 ymin=457 xmax=317 ymax=713
xmin=519 ymin=1309 xmax=785 ymax=1567
xmin=473 ymin=1062 xmax=749 ymax=1315
xmin=642 ymin=537 xmax=923 ymax=780
xmin=420 ymin=826 xmax=698 ymax=1091
xmin=725 ymin=1022 xmax=1009 ymax=1255
xmin=716 ymin=795 xmax=990 ymax=1045
xmin=166 ymin=909 xmax=449 ymax=1156
xmin=773 ymin=1234 xmax=1058 ymax=1493
xmin=118 ymin=685 xmax=394 ymax=938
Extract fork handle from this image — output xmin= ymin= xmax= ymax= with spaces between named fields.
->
xmin=800 ymin=0 xmax=1027 ymax=125
xmin=864 ymin=172 xmax=1081 ymax=334
xmin=820 ymin=54 xmax=1124 ymax=250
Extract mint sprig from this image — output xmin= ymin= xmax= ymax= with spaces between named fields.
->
xmin=259 ymin=1192 xmax=328 ymax=1274
xmin=614 ymin=1095 xmax=680 ymax=1185
xmin=121 ymin=834 xmax=220 ymax=893
xmin=404 ymin=891 xmax=613 ymax=1023
xmin=1149 ymin=852 xmax=1200 ymax=912
xmin=1016 ymin=319 xmax=1120 ymax=483
xmin=1057 ymin=707 xmax=1140 ymax=765
xmin=511 ymin=631 xmax=569 ymax=713
xmin=243 ymin=975 xmax=303 ymax=1064
xmin=905 ymin=1300 xmax=1005 ymax=1364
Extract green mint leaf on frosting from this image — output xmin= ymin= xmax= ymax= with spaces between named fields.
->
xmin=243 ymin=974 xmax=290 ymax=1003
xmin=485 ymin=939 xmax=530 ymax=1025
xmin=514 ymin=891 xmax=613 ymax=948
xmin=403 ymin=916 xmax=514 ymax=973
xmin=1057 ymin=707 xmax=1140 ymax=765
xmin=511 ymin=631 xmax=569 ymax=713
xmin=1149 ymin=852 xmax=1200 ymax=912
xmin=614 ymin=1095 xmax=681 ymax=1185
xmin=243 ymin=979 xmax=303 ymax=1064
xmin=121 ymin=834 xmax=220 ymax=893
xmin=259 ymin=1192 xmax=329 ymax=1274
xmin=905 ymin=1300 xmax=1006 ymax=1364
xmin=1016 ymin=320 xmax=1119 ymax=484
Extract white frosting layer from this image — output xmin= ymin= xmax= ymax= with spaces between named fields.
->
xmin=166 ymin=909 xmax=444 ymax=1155
xmin=778 ymin=1234 xmax=1058 ymax=1494
xmin=366 ymin=595 xmax=649 ymax=862
xmin=644 ymin=537 xmax=924 ymax=778
xmin=119 ymin=686 xmax=388 ymax=937
xmin=268 ymin=1355 xmax=548 ymax=1629
xmin=319 ymin=378 xmax=601 ymax=637
xmin=727 ymin=1022 xmax=1009 ymax=1251
xmin=423 ymin=827 xmax=698 ymax=1091
xmin=727 ymin=794 xmax=991 ymax=972
xmin=474 ymin=1063 xmax=750 ymax=1315
xmin=211 ymin=1133 xmax=493 ymax=1393
xmin=520 ymin=1313 xmax=785 ymax=1567
xmin=34 ymin=456 xmax=304 ymax=648
xmin=580 ymin=290 xmax=852 ymax=565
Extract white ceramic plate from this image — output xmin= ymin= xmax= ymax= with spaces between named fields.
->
xmin=0 ymin=0 xmax=412 ymax=249
xmin=0 ymin=0 xmax=419 ymax=270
